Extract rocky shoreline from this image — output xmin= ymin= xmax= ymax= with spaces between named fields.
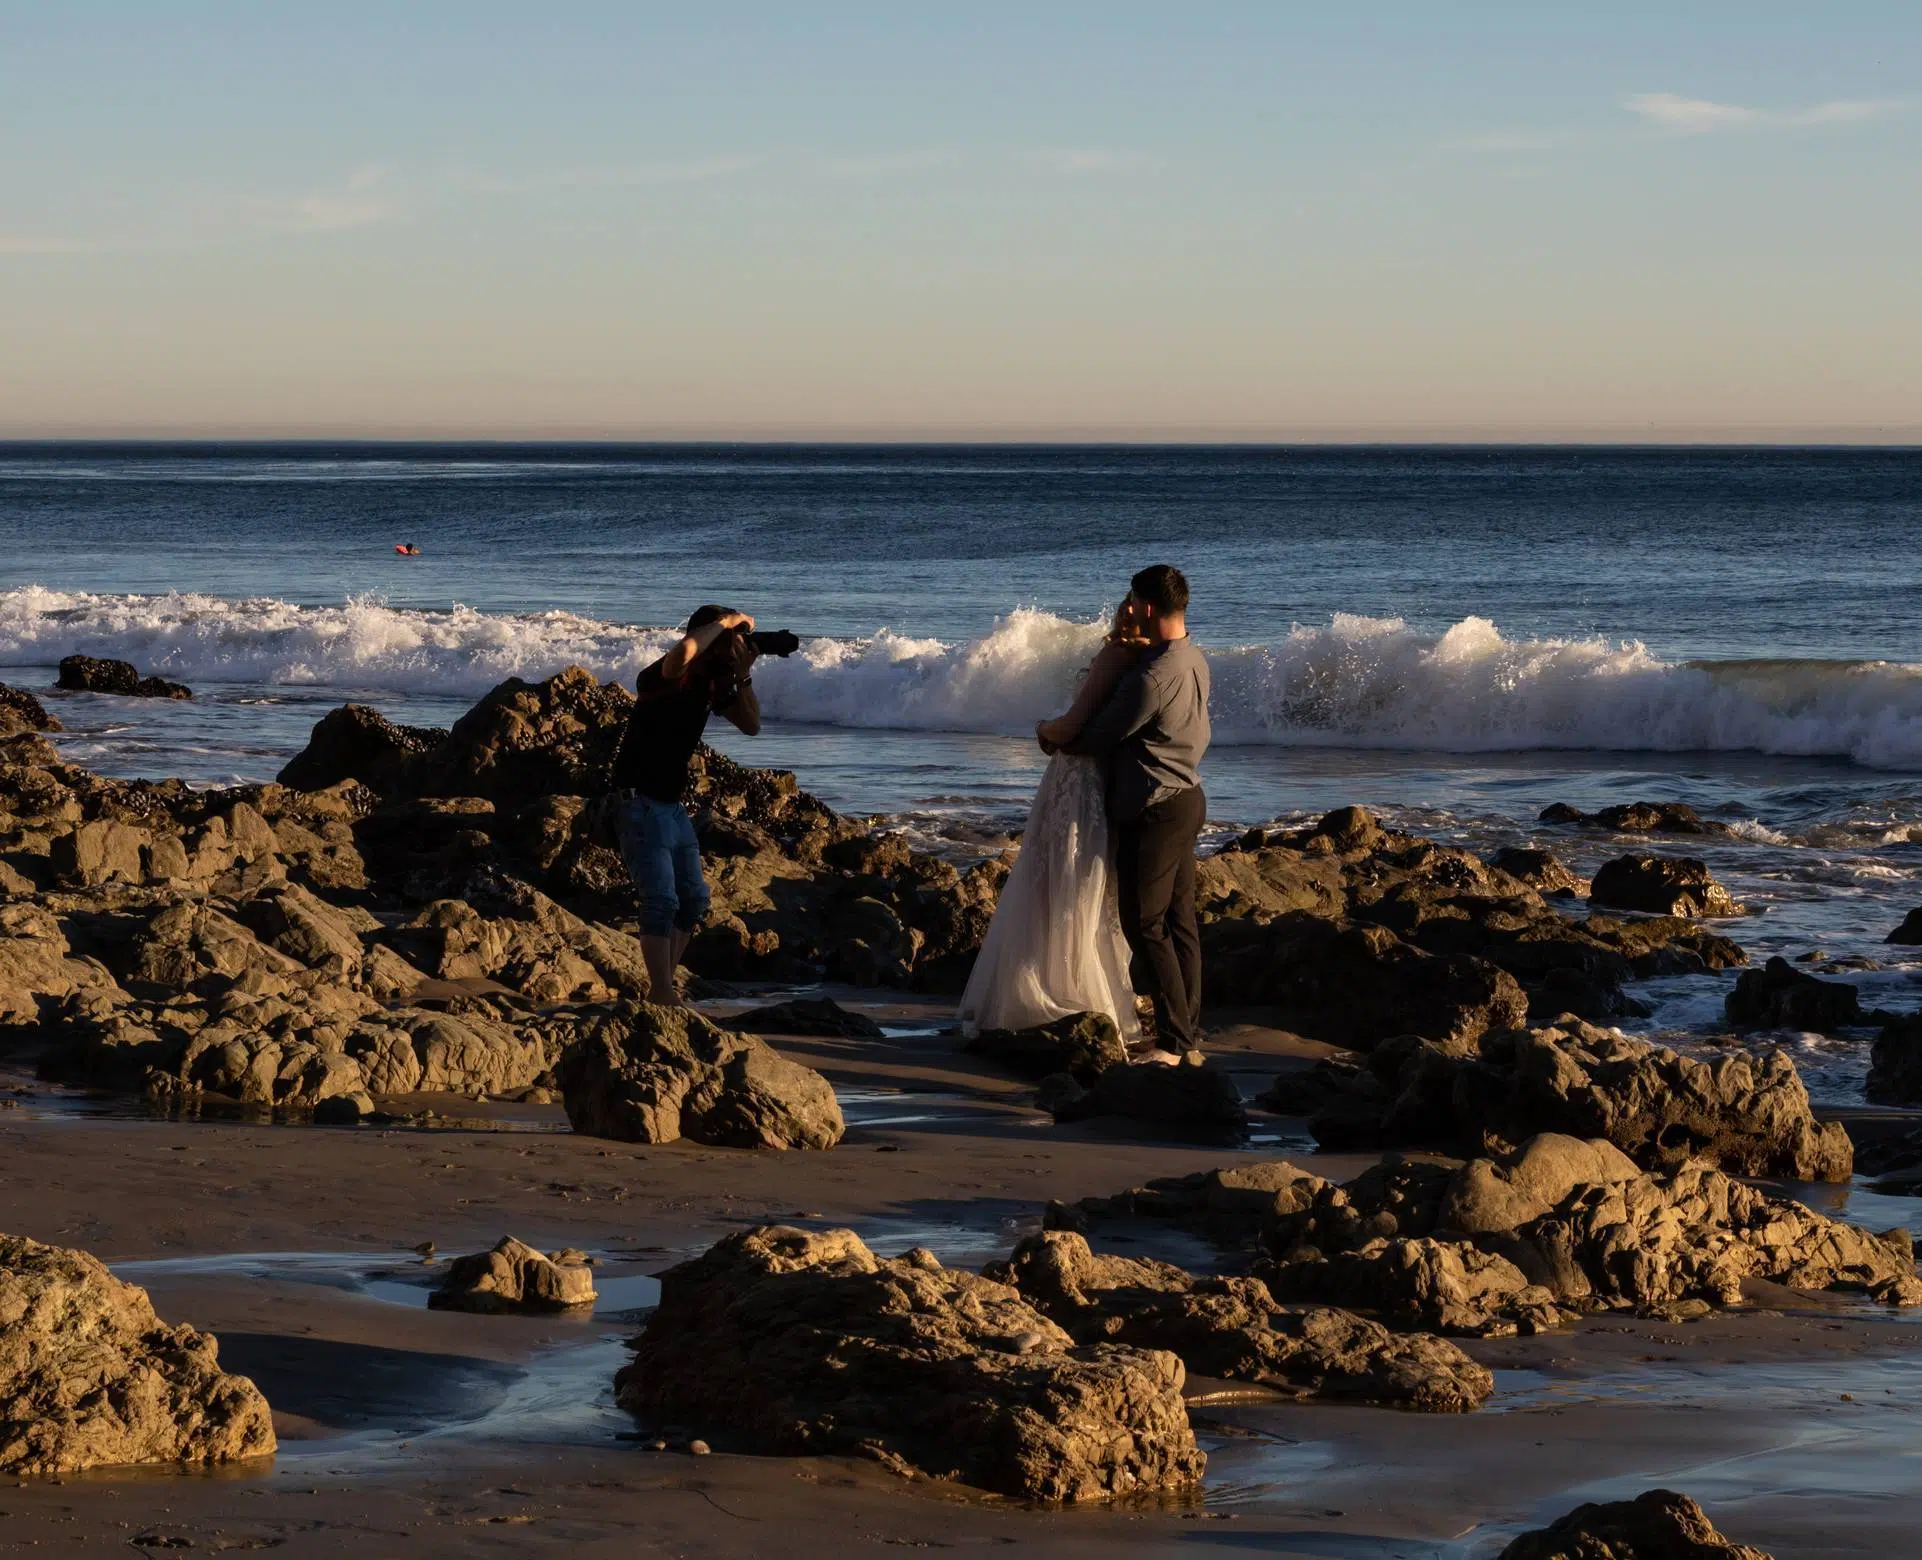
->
xmin=0 ymin=662 xmax=1916 ymax=1553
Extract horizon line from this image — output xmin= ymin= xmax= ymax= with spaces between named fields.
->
xmin=4 ymin=423 xmax=1922 ymax=448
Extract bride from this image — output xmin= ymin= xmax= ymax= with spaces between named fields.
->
xmin=958 ymin=602 xmax=1150 ymax=1044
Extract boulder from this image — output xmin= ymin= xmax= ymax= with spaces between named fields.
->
xmin=276 ymin=703 xmax=446 ymax=795
xmin=1490 ymin=846 xmax=1588 ymax=897
xmin=1264 ymin=1019 xmax=1852 ymax=1182
xmin=1886 ymin=907 xmax=1922 ymax=946
xmin=1725 ymin=956 xmax=1865 ymax=1032
xmin=1499 ymin=1488 xmax=1773 ymax=1559
xmin=1205 ymin=911 xmax=1529 ymax=1053
xmin=615 ymin=1225 xmax=1203 ymax=1501
xmin=733 ymin=997 xmax=886 ymax=1039
xmin=987 ymin=1230 xmax=1492 ymax=1412
xmin=0 ymin=684 xmax=59 ymax=738
xmin=1589 ymin=854 xmax=1741 ymax=918
xmin=1261 ymin=1138 xmax=1920 ymax=1336
xmin=1539 ymin=801 xmax=1733 ymax=838
xmin=409 ymin=666 xmax=635 ymax=808
xmin=1867 ymin=1013 xmax=1922 ymax=1106
xmin=55 ymin=655 xmax=191 ymax=700
xmin=553 ymin=1002 xmax=844 ymax=1149
xmin=1438 ymin=1133 xmax=1642 ymax=1234
xmin=1048 ymin=1053 xmax=1247 ymax=1142
xmin=428 ymin=1237 xmax=596 ymax=1313
xmin=0 ymin=1234 xmax=274 ymax=1473
xmin=965 ymin=1010 xmax=1128 ymax=1085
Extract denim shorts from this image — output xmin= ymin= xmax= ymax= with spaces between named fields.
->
xmin=613 ymin=795 xmax=710 ymax=937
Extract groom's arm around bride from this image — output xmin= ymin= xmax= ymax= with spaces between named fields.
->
xmin=1059 ymin=565 xmax=1213 ymax=1052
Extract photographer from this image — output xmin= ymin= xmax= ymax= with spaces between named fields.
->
xmin=608 ymin=604 xmax=764 ymax=1005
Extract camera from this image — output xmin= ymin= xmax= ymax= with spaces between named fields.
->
xmin=745 ymin=629 xmax=801 ymax=657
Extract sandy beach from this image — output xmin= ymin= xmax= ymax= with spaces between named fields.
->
xmin=0 ymin=986 xmax=1916 ymax=1557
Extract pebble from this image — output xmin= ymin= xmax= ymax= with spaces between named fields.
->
xmin=688 ymin=1439 xmax=711 ymax=1456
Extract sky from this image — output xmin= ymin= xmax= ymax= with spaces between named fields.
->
xmin=2 ymin=3 xmax=1918 ymax=440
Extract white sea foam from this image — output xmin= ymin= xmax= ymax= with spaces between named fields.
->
xmin=6 ymin=586 xmax=1922 ymax=768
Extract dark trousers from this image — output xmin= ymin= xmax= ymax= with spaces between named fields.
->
xmin=1113 ymin=785 xmax=1206 ymax=1050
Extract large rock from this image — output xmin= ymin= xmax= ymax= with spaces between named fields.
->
xmin=1539 ymin=801 xmax=1733 ymax=837
xmin=1263 ymin=1019 xmax=1852 ymax=1182
xmin=0 ymin=1234 xmax=274 ymax=1473
xmin=1725 ymin=956 xmax=1866 ymax=1032
xmin=55 ymin=655 xmax=190 ymax=700
xmin=1261 ymin=1138 xmax=1920 ymax=1336
xmin=1205 ymin=912 xmax=1529 ymax=1053
xmin=1491 ymin=846 xmax=1588 ymax=897
xmin=1589 ymin=854 xmax=1742 ymax=918
xmin=1867 ymin=1013 xmax=1922 ymax=1106
xmin=0 ymin=684 xmax=59 ymax=739
xmin=553 ymin=1002 xmax=844 ymax=1149
xmin=277 ymin=703 xmax=447 ymax=795
xmin=409 ymin=666 xmax=635 ymax=808
xmin=428 ymin=1237 xmax=595 ymax=1314
xmin=965 ymin=1010 xmax=1128 ymax=1084
xmin=615 ymin=1226 xmax=1203 ymax=1501
xmin=1203 ymin=813 xmax=1746 ymax=1033
xmin=987 ymin=1230 xmax=1491 ymax=1412
xmin=1886 ymin=907 xmax=1922 ymax=946
xmin=1499 ymin=1488 xmax=1773 ymax=1559
xmin=1048 ymin=1053 xmax=1248 ymax=1142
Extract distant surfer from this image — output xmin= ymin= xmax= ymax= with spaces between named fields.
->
xmin=394 ymin=543 xmax=421 ymax=556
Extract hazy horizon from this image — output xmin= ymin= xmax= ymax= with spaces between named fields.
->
xmin=5 ymin=3 xmax=1917 ymax=441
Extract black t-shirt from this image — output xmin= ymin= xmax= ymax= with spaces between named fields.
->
xmin=608 ymin=655 xmax=735 ymax=802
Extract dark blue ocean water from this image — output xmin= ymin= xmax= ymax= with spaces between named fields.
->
xmin=1 ymin=442 xmax=1918 ymax=657
xmin=4 ymin=442 xmax=1922 ymax=1092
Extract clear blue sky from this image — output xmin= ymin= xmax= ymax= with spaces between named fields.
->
xmin=3 ymin=3 xmax=1916 ymax=438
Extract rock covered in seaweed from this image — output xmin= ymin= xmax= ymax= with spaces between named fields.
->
xmin=0 ymin=1234 xmax=274 ymax=1474
xmin=615 ymin=1225 xmax=1203 ymax=1502
xmin=55 ymin=655 xmax=191 ymax=701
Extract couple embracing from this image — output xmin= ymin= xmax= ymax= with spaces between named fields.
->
xmin=960 ymin=564 xmax=1211 ymax=1056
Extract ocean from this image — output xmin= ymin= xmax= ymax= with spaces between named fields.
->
xmin=4 ymin=441 xmax=1921 ymax=1099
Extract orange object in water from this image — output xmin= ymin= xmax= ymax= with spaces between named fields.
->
xmin=394 ymin=543 xmax=420 ymax=556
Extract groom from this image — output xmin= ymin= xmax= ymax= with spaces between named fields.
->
xmin=1059 ymin=564 xmax=1212 ymax=1050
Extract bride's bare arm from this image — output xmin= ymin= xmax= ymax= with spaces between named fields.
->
xmin=1038 ymin=639 xmax=1138 ymax=748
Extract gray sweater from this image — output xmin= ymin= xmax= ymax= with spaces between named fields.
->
xmin=1062 ymin=637 xmax=1211 ymax=821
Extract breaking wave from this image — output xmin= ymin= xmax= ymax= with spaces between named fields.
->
xmin=4 ymin=586 xmax=1922 ymax=769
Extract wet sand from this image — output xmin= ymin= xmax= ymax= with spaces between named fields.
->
xmin=2 ymin=991 xmax=1917 ymax=1557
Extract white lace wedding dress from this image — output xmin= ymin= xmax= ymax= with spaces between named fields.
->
xmin=957 ymin=753 xmax=1140 ymax=1040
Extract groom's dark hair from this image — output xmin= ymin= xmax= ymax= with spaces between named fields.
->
xmin=1130 ymin=564 xmax=1189 ymax=616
